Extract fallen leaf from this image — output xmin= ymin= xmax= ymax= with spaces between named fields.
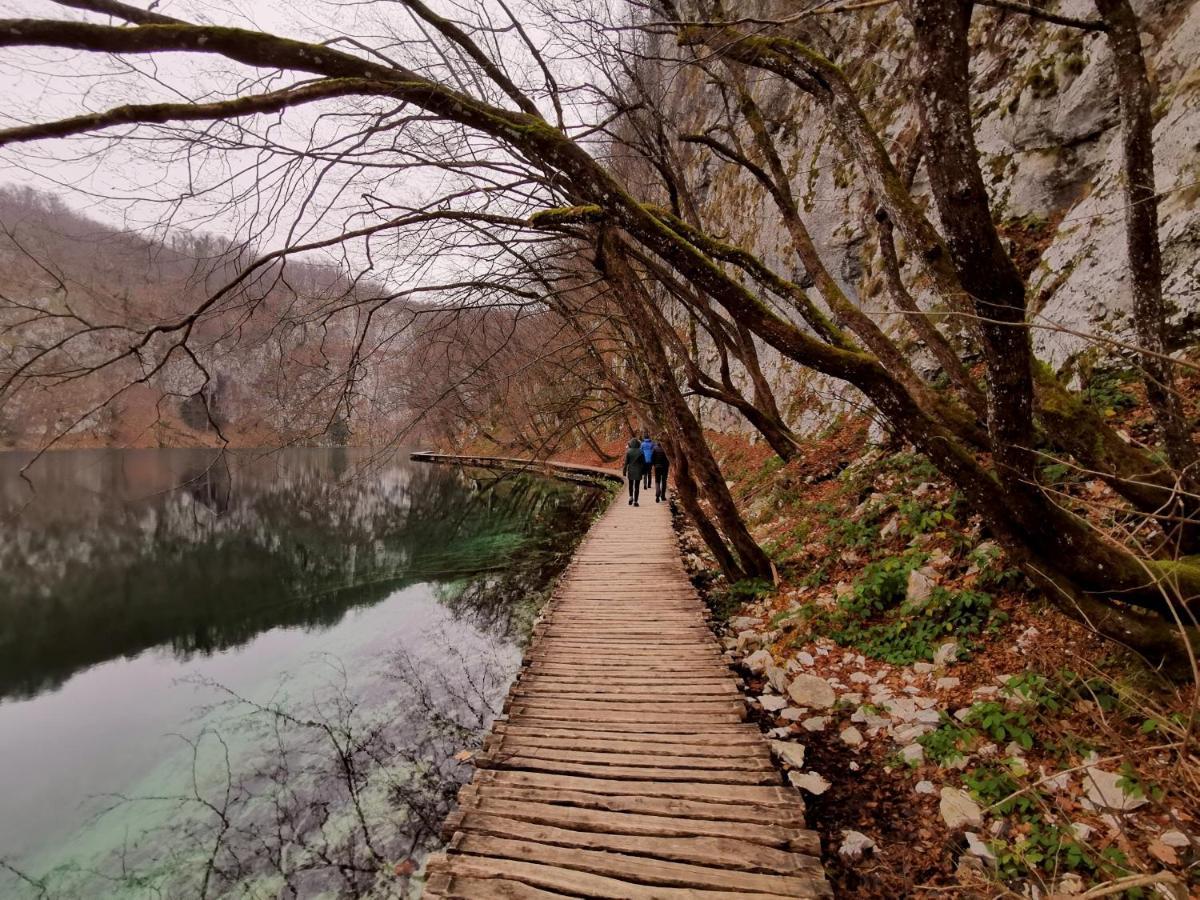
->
xmin=453 ymin=749 xmax=474 ymax=762
xmin=1148 ymin=839 xmax=1178 ymax=866
xmin=394 ymin=859 xmax=417 ymax=877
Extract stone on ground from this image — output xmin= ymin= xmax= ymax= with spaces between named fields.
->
xmin=789 ymin=770 xmax=831 ymax=795
xmin=787 ymin=674 xmax=836 ymax=709
xmin=838 ymin=830 xmax=876 ymax=860
xmin=940 ymin=786 xmax=984 ymax=829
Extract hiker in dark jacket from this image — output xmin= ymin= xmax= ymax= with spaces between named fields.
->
xmin=640 ymin=435 xmax=654 ymax=488
xmin=651 ymin=441 xmax=670 ymax=502
xmin=622 ymin=437 xmax=645 ymax=506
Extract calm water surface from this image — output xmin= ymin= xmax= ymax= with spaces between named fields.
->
xmin=0 ymin=448 xmax=601 ymax=898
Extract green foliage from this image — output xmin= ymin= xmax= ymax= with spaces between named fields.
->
xmin=706 ymin=578 xmax=773 ymax=622
xmin=990 ymin=820 xmax=1094 ymax=882
xmin=964 ymin=764 xmax=1033 ymax=817
xmin=839 ymin=553 xmax=924 ymax=617
xmin=826 ymin=583 xmax=1002 ymax=665
xmin=897 ymin=497 xmax=956 ymax=538
xmin=883 ymin=451 xmax=939 ymax=481
xmin=918 ymin=720 xmax=976 ymax=765
xmin=1083 ymin=367 xmax=1138 ymax=414
xmin=966 ymin=701 xmax=1036 ymax=750
xmin=827 ymin=515 xmax=881 ymax=549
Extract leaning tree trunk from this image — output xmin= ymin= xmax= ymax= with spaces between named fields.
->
xmin=664 ymin=433 xmax=746 ymax=582
xmin=599 ymin=231 xmax=775 ymax=582
xmin=1096 ymin=0 xmax=1199 ymax=550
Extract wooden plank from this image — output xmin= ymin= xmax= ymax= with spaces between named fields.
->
xmin=465 ymin=784 xmax=809 ymax=829
xmin=447 ymin=813 xmax=821 ymax=875
xmin=451 ymin=794 xmax=820 ymax=853
xmin=427 ymin=854 xmax=821 ymax=900
xmin=493 ymin=733 xmax=770 ymax=758
xmin=447 ymin=835 xmax=827 ymax=896
xmin=474 ymin=770 xmax=796 ymax=805
xmin=478 ymin=754 xmax=780 ymax=785
xmin=487 ymin=745 xmax=772 ymax=771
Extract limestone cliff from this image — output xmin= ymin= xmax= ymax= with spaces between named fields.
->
xmin=646 ymin=0 xmax=1200 ymax=435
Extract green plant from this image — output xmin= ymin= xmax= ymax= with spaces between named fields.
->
xmin=966 ymin=701 xmax=1037 ymax=750
xmin=1083 ymin=367 xmax=1138 ymax=414
xmin=918 ymin=720 xmax=976 ymax=765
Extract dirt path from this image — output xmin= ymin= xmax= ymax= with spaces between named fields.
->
xmin=418 ymin=456 xmax=830 ymax=898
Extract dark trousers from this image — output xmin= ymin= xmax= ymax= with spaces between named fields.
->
xmin=654 ymin=467 xmax=669 ymax=500
xmin=643 ymin=466 xmax=652 ymax=488
xmin=627 ymin=471 xmax=642 ymax=503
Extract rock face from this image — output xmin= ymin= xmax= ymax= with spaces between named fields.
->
xmin=787 ymin=674 xmax=836 ymax=709
xmin=646 ymin=0 xmax=1200 ymax=438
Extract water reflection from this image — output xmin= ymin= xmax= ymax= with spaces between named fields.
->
xmin=0 ymin=449 xmax=600 ymax=701
xmin=0 ymin=449 xmax=603 ymax=898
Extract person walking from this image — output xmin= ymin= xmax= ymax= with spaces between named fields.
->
xmin=651 ymin=441 xmax=670 ymax=502
xmin=640 ymin=435 xmax=654 ymax=489
xmin=623 ymin=437 xmax=645 ymax=506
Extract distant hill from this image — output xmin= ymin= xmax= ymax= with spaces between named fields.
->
xmin=0 ymin=188 xmax=422 ymax=449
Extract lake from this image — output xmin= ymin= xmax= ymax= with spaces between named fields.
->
xmin=0 ymin=448 xmax=603 ymax=899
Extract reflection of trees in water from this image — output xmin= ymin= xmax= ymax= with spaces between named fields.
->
xmin=2 ymin=630 xmax=515 ymax=900
xmin=0 ymin=454 xmax=600 ymax=700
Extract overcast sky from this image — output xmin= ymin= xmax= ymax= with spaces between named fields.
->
xmin=0 ymin=0 xmax=614 ymax=281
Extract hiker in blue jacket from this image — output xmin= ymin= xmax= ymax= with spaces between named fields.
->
xmin=640 ymin=435 xmax=654 ymax=489
xmin=622 ymin=437 xmax=645 ymax=506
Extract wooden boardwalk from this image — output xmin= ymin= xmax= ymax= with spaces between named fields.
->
xmin=420 ymin=456 xmax=830 ymax=898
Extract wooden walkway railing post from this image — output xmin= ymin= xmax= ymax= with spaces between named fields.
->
xmin=413 ymin=453 xmax=831 ymax=898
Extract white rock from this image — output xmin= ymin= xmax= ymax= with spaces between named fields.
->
xmin=840 ymin=726 xmax=864 ymax=747
xmin=913 ymin=662 xmax=935 ymax=674
xmin=915 ymin=780 xmax=936 ymax=794
xmin=840 ymin=692 xmax=863 ymax=705
xmin=729 ymin=616 xmax=759 ymax=632
xmin=759 ymin=695 xmax=787 ymax=712
xmin=933 ymin=641 xmax=960 ymax=667
xmin=940 ymin=787 xmax=984 ymax=829
xmin=1055 ymin=873 xmax=1085 ymax=896
xmin=849 ymin=671 xmax=873 ymax=684
xmin=787 ymin=674 xmax=836 ymax=709
xmin=801 ymin=716 xmax=829 ymax=732
xmin=1159 ymin=829 xmax=1190 ymax=848
xmin=883 ymin=697 xmax=920 ymax=721
xmin=736 ymin=630 xmax=763 ymax=653
xmin=797 ymin=651 xmax=815 ymax=667
xmin=849 ymin=761 xmax=860 ymax=771
xmin=766 ymin=664 xmax=790 ymax=694
xmin=1070 ymin=822 xmax=1093 ymax=842
xmin=972 ymin=686 xmax=998 ymax=697
xmin=935 ymin=677 xmax=961 ymax=691
xmin=1004 ymin=741 xmax=1026 ymax=758
xmin=838 ymin=830 xmax=876 ymax=860
xmin=900 ymin=743 xmax=925 ymax=765
xmin=915 ymin=709 xmax=942 ymax=725
xmin=743 ymin=648 xmax=773 ymax=675
xmin=781 ymin=707 xmax=804 ymax=721
xmin=1082 ymin=766 xmax=1149 ymax=811
xmin=914 ymin=696 xmax=938 ymax=709
xmin=893 ymin=723 xmax=934 ymax=743
xmin=880 ymin=515 xmax=900 ymax=539
xmin=964 ymin=832 xmax=997 ymax=864
xmin=770 ymin=740 xmax=806 ymax=769
xmin=906 ymin=566 xmax=938 ymax=606
xmin=789 ymin=770 xmax=831 ymax=795
xmin=767 ymin=726 xmax=791 ymax=739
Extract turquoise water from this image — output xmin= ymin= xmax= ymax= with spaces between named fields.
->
xmin=0 ymin=449 xmax=600 ymax=898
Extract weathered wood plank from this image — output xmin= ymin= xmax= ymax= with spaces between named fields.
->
xmin=447 ymin=795 xmax=817 ymax=851
xmin=446 ymin=835 xmax=827 ymax=896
